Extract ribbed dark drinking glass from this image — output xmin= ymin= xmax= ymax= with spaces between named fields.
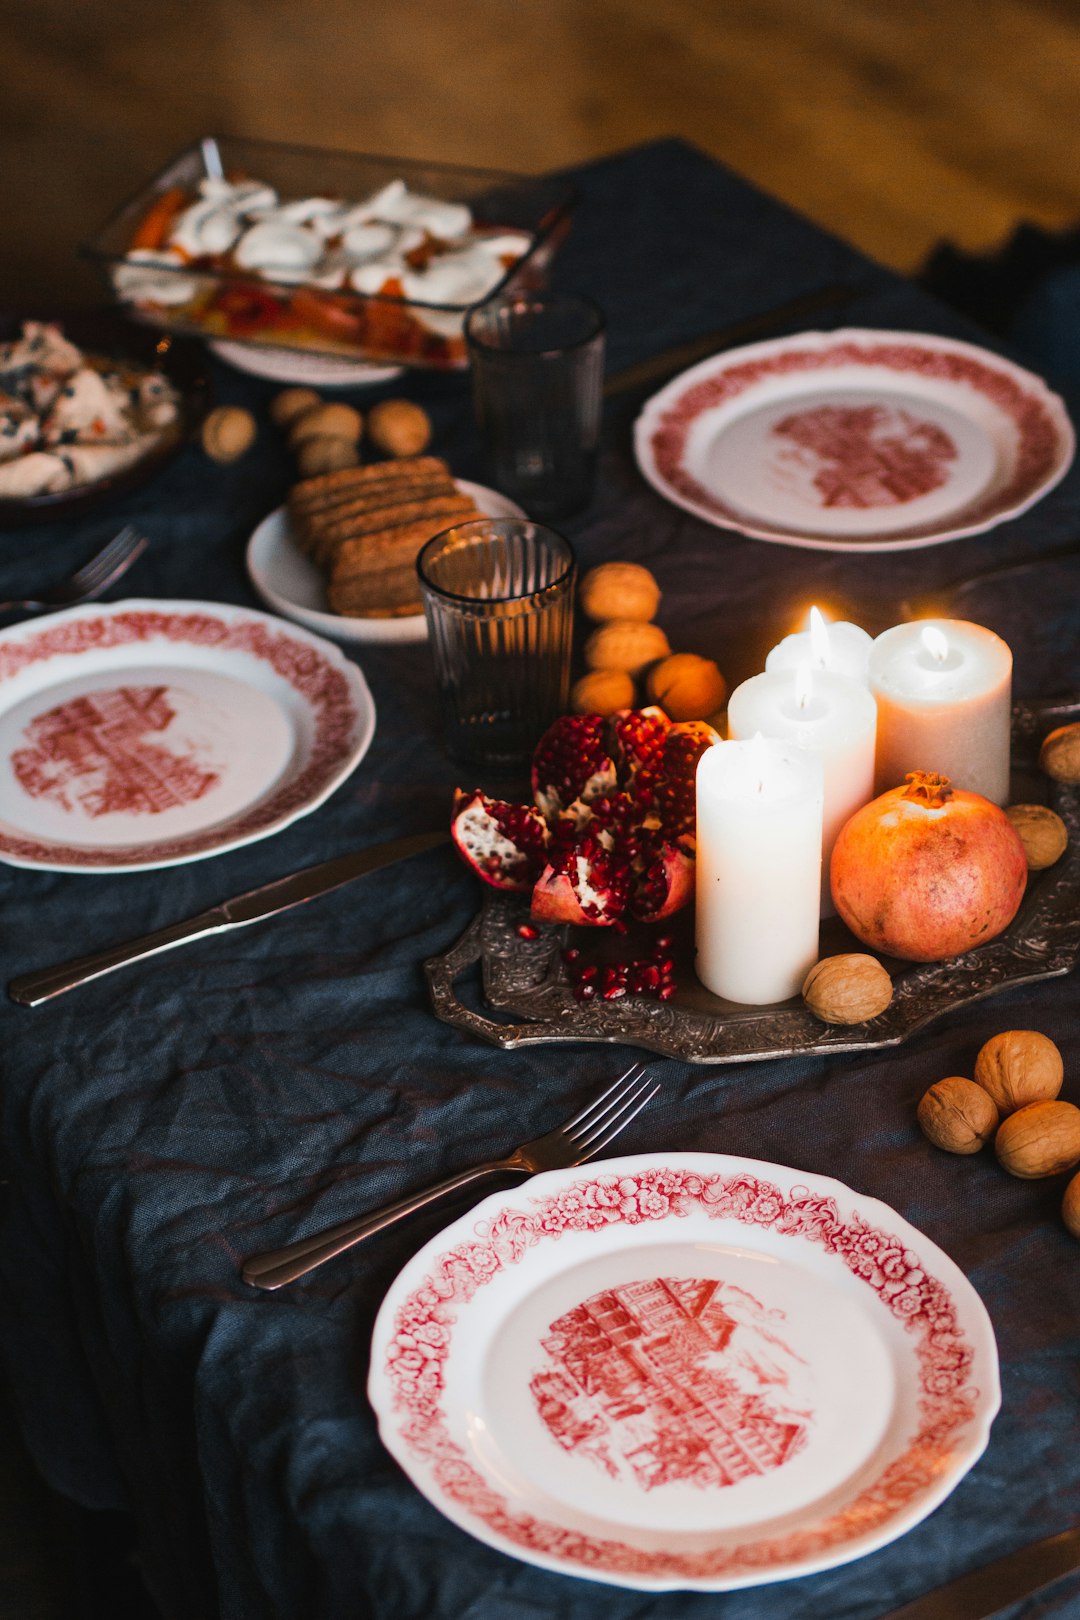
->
xmin=465 ymin=293 xmax=605 ymax=519
xmin=417 ymin=518 xmax=575 ymax=768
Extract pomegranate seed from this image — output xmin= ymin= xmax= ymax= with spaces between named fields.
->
xmin=658 ymin=982 xmax=677 ymax=1001
xmin=653 ymin=935 xmax=673 ymax=953
xmin=656 ymin=958 xmax=675 ymax=977
xmin=517 ymin=923 xmax=540 ymax=941
xmin=575 ymin=982 xmax=596 ymax=1001
xmin=602 ymin=984 xmax=628 ymax=1000
xmin=577 ymin=964 xmax=598 ymax=982
xmin=561 ymin=947 xmax=581 ymax=963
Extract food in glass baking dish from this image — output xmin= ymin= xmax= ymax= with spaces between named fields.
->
xmin=114 ymin=174 xmax=535 ymax=368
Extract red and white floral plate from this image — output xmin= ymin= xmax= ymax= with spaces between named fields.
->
xmin=0 ymin=599 xmax=375 ymax=872
xmin=369 ymin=1151 xmax=999 ymax=1592
xmin=633 ymin=328 xmax=1073 ymax=550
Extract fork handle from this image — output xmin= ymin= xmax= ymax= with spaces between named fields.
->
xmin=241 ymin=1157 xmax=522 ymax=1290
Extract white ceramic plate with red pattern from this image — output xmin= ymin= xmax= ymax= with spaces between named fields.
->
xmin=0 ymin=598 xmax=375 ymax=871
xmin=369 ymin=1151 xmax=999 ymax=1591
xmin=634 ymin=328 xmax=1073 ymax=550
xmin=246 ymin=481 xmax=526 ymax=646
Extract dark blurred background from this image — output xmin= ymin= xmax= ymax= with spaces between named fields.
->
xmin=4 ymin=0 xmax=1080 ymax=310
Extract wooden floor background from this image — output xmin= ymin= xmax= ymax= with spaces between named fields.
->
xmin=4 ymin=0 xmax=1080 ymax=309
xmin=3 ymin=0 xmax=1080 ymax=1614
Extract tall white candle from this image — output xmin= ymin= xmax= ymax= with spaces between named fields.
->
xmin=727 ymin=665 xmax=877 ymax=916
xmin=696 ymin=737 xmax=823 ymax=1005
xmin=868 ymin=618 xmax=1012 ymax=803
xmin=765 ymin=606 xmax=873 ymax=685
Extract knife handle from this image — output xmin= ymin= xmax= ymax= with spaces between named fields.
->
xmin=9 ymin=911 xmax=227 ymax=1006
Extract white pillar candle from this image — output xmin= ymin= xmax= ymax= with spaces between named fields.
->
xmin=765 ymin=606 xmax=873 ymax=685
xmin=727 ymin=666 xmax=877 ymax=916
xmin=868 ymin=618 xmax=1012 ymax=804
xmin=696 ymin=737 xmax=823 ymax=1005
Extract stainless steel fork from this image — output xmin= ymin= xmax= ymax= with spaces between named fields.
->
xmin=0 ymin=525 xmax=148 ymax=614
xmin=241 ymin=1063 xmax=659 ymax=1290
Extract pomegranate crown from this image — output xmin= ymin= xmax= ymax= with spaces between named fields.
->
xmin=902 ymin=770 xmax=954 ymax=807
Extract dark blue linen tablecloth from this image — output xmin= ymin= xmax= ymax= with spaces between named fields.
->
xmin=1 ymin=140 xmax=1079 ymax=1620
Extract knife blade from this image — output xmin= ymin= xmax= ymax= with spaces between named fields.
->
xmin=601 ymin=279 xmax=868 ymax=400
xmin=9 ymin=828 xmax=450 ymax=1007
xmin=877 ymin=1525 xmax=1080 ymax=1620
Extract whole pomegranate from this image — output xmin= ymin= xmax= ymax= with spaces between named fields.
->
xmin=451 ymin=708 xmax=719 ymax=926
xmin=830 ymin=771 xmax=1028 ymax=962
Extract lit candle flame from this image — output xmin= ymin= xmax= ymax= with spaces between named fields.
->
xmin=794 ymin=662 xmax=814 ymax=710
xmin=808 ymin=605 xmax=831 ymax=668
xmin=921 ymin=624 xmax=950 ymax=662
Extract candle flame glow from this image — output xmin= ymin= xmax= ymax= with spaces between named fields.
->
xmin=921 ymin=624 xmax=950 ymax=662
xmin=808 ymin=605 xmax=831 ymax=668
xmin=794 ymin=662 xmax=814 ymax=710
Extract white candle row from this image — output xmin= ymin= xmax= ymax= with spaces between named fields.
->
xmin=695 ymin=610 xmax=1013 ymax=1005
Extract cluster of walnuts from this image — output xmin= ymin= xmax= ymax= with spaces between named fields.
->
xmin=270 ymin=387 xmax=431 ymax=479
xmin=917 ymin=1031 xmax=1080 ymax=1239
xmin=570 ymin=560 xmax=727 ymax=721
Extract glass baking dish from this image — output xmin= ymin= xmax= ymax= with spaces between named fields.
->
xmin=82 ymin=136 xmax=577 ymax=372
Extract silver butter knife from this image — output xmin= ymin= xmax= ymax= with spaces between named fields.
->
xmin=877 ymin=1524 xmax=1080 ymax=1620
xmin=9 ymin=829 xmax=450 ymax=1007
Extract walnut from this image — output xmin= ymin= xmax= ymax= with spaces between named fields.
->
xmin=570 ymin=669 xmax=636 ymax=717
xmin=270 ymin=386 xmax=322 ymax=428
xmin=288 ymin=402 xmax=363 ymax=448
xmin=201 ymin=405 xmax=256 ymax=463
xmin=995 ymin=1099 xmax=1080 ymax=1178
xmin=1039 ymin=722 xmax=1080 ymax=784
xmin=802 ymin=954 xmax=893 ymax=1024
xmin=1005 ymin=803 xmax=1068 ymax=869
xmin=917 ymin=1077 xmax=999 ymax=1154
xmin=296 ymin=435 xmax=360 ymax=478
xmin=584 ymin=620 xmax=671 ymax=676
xmin=645 ymin=653 xmax=728 ymax=721
xmin=973 ymin=1029 xmax=1063 ymax=1114
xmin=366 ymin=399 xmax=432 ymax=458
xmin=1063 ymin=1170 xmax=1080 ymax=1240
xmin=579 ymin=562 xmax=660 ymax=624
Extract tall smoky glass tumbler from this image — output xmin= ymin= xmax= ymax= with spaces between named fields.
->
xmin=465 ymin=293 xmax=605 ymax=519
xmin=417 ymin=519 xmax=575 ymax=768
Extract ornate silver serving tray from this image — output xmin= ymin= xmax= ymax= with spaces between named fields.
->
xmin=425 ymin=696 xmax=1080 ymax=1064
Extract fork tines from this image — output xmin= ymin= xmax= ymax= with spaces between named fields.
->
xmin=568 ymin=1062 xmax=658 ymax=1160
xmin=74 ymin=526 xmax=147 ymax=596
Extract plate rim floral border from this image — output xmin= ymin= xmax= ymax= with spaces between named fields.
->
xmin=632 ymin=326 xmax=1075 ymax=552
xmin=0 ymin=596 xmax=375 ymax=872
xmin=368 ymin=1150 xmax=1000 ymax=1592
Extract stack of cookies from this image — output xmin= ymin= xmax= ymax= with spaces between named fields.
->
xmin=287 ymin=456 xmax=484 ymax=617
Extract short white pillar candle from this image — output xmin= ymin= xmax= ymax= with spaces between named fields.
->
xmin=765 ymin=606 xmax=873 ymax=685
xmin=696 ymin=737 xmax=823 ymax=1005
xmin=727 ymin=665 xmax=877 ymax=916
xmin=868 ymin=618 xmax=1012 ymax=804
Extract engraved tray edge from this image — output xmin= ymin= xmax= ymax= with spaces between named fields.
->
xmin=424 ymin=695 xmax=1080 ymax=1064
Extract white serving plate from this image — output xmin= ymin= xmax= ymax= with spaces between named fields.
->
xmin=370 ymin=1150 xmax=999 ymax=1592
xmin=209 ymin=337 xmax=403 ymax=387
xmin=634 ymin=327 xmax=1073 ymax=551
xmin=246 ymin=479 xmax=526 ymax=645
xmin=0 ymin=598 xmax=374 ymax=872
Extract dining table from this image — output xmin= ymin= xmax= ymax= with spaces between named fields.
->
xmin=1 ymin=137 xmax=1079 ymax=1620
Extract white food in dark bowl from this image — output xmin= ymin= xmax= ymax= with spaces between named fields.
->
xmin=0 ymin=321 xmax=182 ymax=500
